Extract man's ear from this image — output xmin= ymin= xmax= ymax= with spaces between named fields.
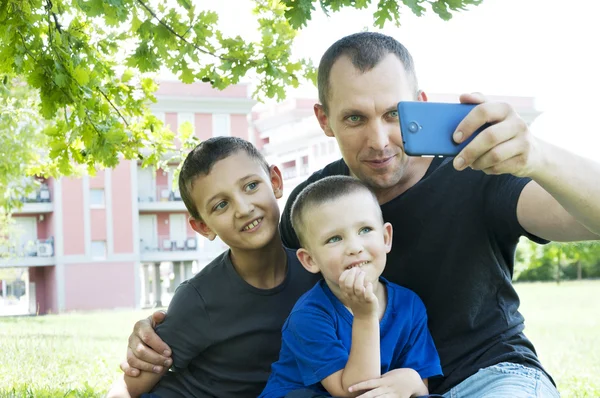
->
xmin=189 ymin=217 xmax=216 ymax=241
xmin=296 ymin=248 xmax=321 ymax=274
xmin=417 ymin=90 xmax=428 ymax=102
xmin=382 ymin=222 xmax=393 ymax=254
xmin=314 ymin=104 xmax=334 ymax=137
xmin=269 ymin=165 xmax=284 ymax=199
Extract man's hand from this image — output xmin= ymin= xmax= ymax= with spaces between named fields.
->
xmin=119 ymin=310 xmax=173 ymax=377
xmin=348 ymin=368 xmax=428 ymax=398
xmin=452 ymin=92 xmax=543 ymax=178
xmin=339 ymin=268 xmax=378 ymax=319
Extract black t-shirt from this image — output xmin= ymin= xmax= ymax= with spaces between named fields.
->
xmin=280 ymin=157 xmax=552 ymax=394
xmin=151 ymin=247 xmax=320 ymax=398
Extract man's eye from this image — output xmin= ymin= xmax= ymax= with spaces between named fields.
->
xmin=326 ymin=236 xmax=342 ymax=244
xmin=388 ymin=110 xmax=398 ymax=119
xmin=359 ymin=227 xmax=372 ymax=234
xmin=246 ymin=181 xmax=259 ymax=191
xmin=346 ymin=115 xmax=361 ymax=123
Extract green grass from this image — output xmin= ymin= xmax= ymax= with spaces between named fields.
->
xmin=0 ymin=281 xmax=598 ymax=397
xmin=515 ymin=280 xmax=600 ymax=397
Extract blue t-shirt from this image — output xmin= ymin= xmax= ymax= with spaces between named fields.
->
xmin=260 ymin=278 xmax=442 ymax=398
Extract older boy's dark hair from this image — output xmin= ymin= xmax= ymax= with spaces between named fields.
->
xmin=317 ymin=32 xmax=419 ymax=115
xmin=179 ymin=136 xmax=270 ymax=219
xmin=291 ymin=175 xmax=381 ymax=247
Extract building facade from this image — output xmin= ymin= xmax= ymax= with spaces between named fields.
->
xmin=0 ymin=82 xmax=256 ymax=315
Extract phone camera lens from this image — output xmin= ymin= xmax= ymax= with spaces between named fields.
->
xmin=408 ymin=121 xmax=420 ymax=133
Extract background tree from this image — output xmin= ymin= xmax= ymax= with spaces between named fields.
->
xmin=515 ymin=239 xmax=600 ymax=282
xmin=0 ymin=0 xmax=483 ymax=212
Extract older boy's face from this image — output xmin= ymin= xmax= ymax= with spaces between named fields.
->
xmin=190 ymin=151 xmax=283 ymax=252
xmin=300 ymin=191 xmax=392 ymax=288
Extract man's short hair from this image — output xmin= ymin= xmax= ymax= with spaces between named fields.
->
xmin=179 ymin=136 xmax=270 ymax=220
xmin=317 ymin=32 xmax=419 ymax=114
xmin=290 ymin=175 xmax=381 ymax=247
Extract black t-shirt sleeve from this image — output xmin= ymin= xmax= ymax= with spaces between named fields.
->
xmin=483 ymin=174 xmax=547 ymax=244
xmin=155 ymin=281 xmax=211 ymax=370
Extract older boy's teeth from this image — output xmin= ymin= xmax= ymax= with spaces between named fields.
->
xmin=243 ymin=219 xmax=261 ymax=230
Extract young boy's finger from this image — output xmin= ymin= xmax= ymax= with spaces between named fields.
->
xmin=364 ymin=282 xmax=376 ymax=302
xmin=354 ymin=270 xmax=366 ymax=296
xmin=348 ymin=378 xmax=383 ymax=393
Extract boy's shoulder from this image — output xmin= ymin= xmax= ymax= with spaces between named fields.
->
xmin=185 ymin=250 xmax=231 ymax=288
xmin=285 ymin=280 xmax=336 ymax=321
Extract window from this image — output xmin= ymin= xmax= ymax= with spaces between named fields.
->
xmin=177 ymin=112 xmax=195 ymax=135
xmin=212 ymin=114 xmax=231 ymax=137
xmin=91 ymin=241 xmax=107 ymax=260
xmin=90 ymin=189 xmax=105 ymax=207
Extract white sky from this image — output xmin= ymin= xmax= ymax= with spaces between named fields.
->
xmin=202 ymin=0 xmax=600 ymax=161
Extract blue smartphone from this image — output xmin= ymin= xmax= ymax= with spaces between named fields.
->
xmin=398 ymin=101 xmax=487 ymax=157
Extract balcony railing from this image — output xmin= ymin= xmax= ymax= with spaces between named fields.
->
xmin=140 ymin=235 xmax=197 ymax=253
xmin=138 ymin=185 xmax=182 ymax=203
xmin=22 ymin=183 xmax=52 ymax=203
xmin=0 ymin=238 xmax=54 ymax=258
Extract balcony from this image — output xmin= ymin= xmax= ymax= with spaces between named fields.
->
xmin=140 ymin=235 xmax=203 ymax=262
xmin=138 ymin=185 xmax=187 ymax=212
xmin=0 ymin=238 xmax=56 ymax=267
xmin=14 ymin=184 xmax=53 ymax=214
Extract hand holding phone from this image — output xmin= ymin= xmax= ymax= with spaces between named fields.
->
xmin=398 ymin=101 xmax=490 ymax=157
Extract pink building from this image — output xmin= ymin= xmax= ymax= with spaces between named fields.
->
xmin=0 ymin=81 xmax=256 ymax=315
xmin=0 ymin=87 xmax=539 ymax=316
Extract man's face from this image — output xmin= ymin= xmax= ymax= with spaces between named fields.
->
xmin=316 ymin=54 xmax=425 ymax=195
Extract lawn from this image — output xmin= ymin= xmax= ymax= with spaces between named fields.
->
xmin=0 ymin=280 xmax=598 ymax=397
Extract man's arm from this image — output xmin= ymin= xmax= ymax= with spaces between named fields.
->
xmin=454 ymin=93 xmax=600 ymax=241
xmin=517 ymin=144 xmax=600 ymax=241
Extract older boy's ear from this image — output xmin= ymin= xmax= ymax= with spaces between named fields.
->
xmin=383 ymin=222 xmax=393 ymax=254
xmin=296 ymin=248 xmax=320 ymax=274
xmin=189 ymin=217 xmax=216 ymax=241
xmin=269 ymin=165 xmax=284 ymax=199
xmin=314 ymin=104 xmax=334 ymax=137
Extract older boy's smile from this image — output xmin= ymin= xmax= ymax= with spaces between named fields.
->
xmin=242 ymin=217 xmax=263 ymax=232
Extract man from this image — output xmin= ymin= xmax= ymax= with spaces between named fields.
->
xmin=122 ymin=33 xmax=600 ymax=397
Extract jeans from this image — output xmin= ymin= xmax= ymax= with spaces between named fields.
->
xmin=442 ymin=362 xmax=560 ymax=398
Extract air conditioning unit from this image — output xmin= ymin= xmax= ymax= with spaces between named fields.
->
xmin=37 ymin=242 xmax=54 ymax=257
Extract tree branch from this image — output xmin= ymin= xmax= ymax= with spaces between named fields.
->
xmin=97 ymin=89 xmax=130 ymax=128
xmin=135 ymin=0 xmax=242 ymax=64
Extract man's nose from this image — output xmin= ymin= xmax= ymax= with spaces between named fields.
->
xmin=366 ymin=120 xmax=390 ymax=151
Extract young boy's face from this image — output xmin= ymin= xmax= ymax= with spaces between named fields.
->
xmin=297 ymin=190 xmax=392 ymax=288
xmin=188 ymin=151 xmax=283 ymax=252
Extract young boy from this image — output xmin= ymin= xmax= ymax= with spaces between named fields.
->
xmin=259 ymin=176 xmax=442 ymax=398
xmin=107 ymin=137 xmax=320 ymax=398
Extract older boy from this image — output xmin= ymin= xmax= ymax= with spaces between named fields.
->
xmin=107 ymin=137 xmax=319 ymax=397
xmin=259 ymin=176 xmax=442 ymax=398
